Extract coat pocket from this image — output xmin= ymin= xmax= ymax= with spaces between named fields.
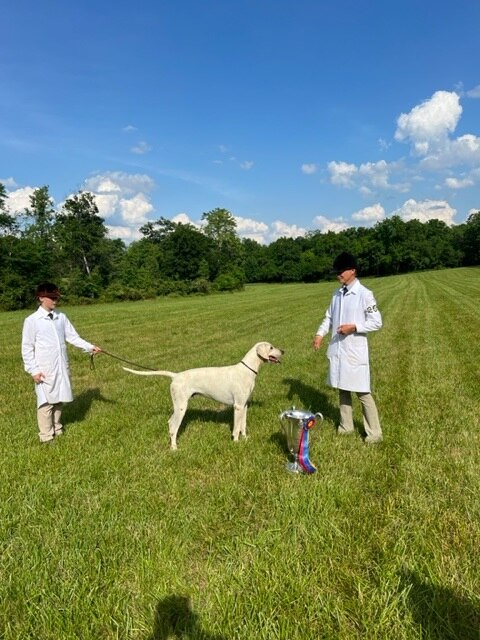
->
xmin=343 ymin=334 xmax=368 ymax=365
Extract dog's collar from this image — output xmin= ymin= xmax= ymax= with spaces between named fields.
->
xmin=241 ymin=361 xmax=258 ymax=375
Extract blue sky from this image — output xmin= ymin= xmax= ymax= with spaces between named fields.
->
xmin=2 ymin=0 xmax=480 ymax=244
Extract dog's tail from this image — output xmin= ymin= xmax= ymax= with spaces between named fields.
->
xmin=123 ymin=367 xmax=176 ymax=378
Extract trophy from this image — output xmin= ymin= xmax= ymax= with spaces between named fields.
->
xmin=280 ymin=407 xmax=323 ymax=474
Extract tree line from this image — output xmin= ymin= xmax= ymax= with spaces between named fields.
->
xmin=0 ymin=183 xmax=479 ymax=310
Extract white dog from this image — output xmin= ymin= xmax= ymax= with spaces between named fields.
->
xmin=123 ymin=341 xmax=283 ymax=449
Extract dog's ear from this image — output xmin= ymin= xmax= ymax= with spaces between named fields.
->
xmin=256 ymin=342 xmax=271 ymax=360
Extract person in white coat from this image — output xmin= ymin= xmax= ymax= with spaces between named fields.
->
xmin=312 ymin=252 xmax=383 ymax=443
xmin=21 ymin=282 xmax=102 ymax=443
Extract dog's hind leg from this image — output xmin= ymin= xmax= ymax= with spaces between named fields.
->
xmin=168 ymin=385 xmax=190 ymax=450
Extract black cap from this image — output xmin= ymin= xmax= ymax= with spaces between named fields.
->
xmin=333 ymin=252 xmax=357 ymax=273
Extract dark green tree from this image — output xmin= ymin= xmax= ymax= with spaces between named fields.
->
xmin=0 ymin=183 xmax=17 ymax=236
xmin=22 ymin=186 xmax=55 ymax=240
xmin=53 ymin=191 xmax=110 ymax=298
xmin=201 ymin=208 xmax=244 ymax=282
xmin=461 ymin=211 xmax=480 ymax=265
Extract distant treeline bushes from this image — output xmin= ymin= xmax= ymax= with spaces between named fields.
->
xmin=0 ymin=183 xmax=479 ymax=310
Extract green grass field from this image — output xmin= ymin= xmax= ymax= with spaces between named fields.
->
xmin=1 ymin=268 xmax=479 ymax=639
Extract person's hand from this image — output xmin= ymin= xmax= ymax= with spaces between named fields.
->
xmin=33 ymin=372 xmax=44 ymax=384
xmin=337 ymin=324 xmax=356 ymax=335
xmin=91 ymin=345 xmax=102 ymax=355
xmin=312 ymin=335 xmax=323 ymax=350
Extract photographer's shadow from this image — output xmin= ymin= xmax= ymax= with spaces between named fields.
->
xmin=400 ymin=569 xmax=480 ymax=639
xmin=149 ymin=595 xmax=227 ymax=640
xmin=62 ymin=387 xmax=114 ymax=426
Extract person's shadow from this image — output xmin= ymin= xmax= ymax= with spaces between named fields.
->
xmin=401 ymin=569 xmax=480 ymax=639
xmin=62 ymin=387 xmax=114 ymax=426
xmin=148 ymin=595 xmax=227 ymax=640
xmin=281 ymin=377 xmax=337 ymax=423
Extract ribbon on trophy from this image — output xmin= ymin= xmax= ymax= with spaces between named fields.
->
xmin=298 ymin=416 xmax=317 ymax=474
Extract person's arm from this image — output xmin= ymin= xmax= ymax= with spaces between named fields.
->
xmin=64 ymin=315 xmax=102 ymax=353
xmin=355 ymin=291 xmax=382 ymax=333
xmin=21 ymin=318 xmax=44 ymax=382
xmin=312 ymin=304 xmax=332 ymax=349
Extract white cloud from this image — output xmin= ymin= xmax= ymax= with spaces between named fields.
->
xmin=421 ymin=133 xmax=480 ymax=170
xmin=358 ymin=160 xmax=391 ymax=189
xmin=394 ymin=91 xmax=462 ymax=156
xmin=119 ymin=193 xmax=154 ymax=225
xmin=233 ymin=215 xmax=269 ymax=243
xmin=106 ymin=225 xmax=142 ymax=242
xmin=391 ymin=198 xmax=457 ymax=225
xmin=328 ymin=161 xmax=358 ymax=187
xmin=466 ymin=85 xmax=480 ymax=98
xmin=84 ymin=171 xmax=155 ymax=195
xmin=269 ymin=220 xmax=308 ymax=241
xmin=378 ymin=138 xmax=390 ymax=151
xmin=301 ymin=163 xmax=317 ymax=175
xmin=122 ymin=124 xmax=138 ymax=132
xmin=171 ymin=212 xmax=198 ymax=226
xmin=328 ymin=158 xmax=408 ymax=193
xmin=445 ymin=176 xmax=474 ymax=189
xmin=240 ymin=160 xmax=254 ymax=170
xmin=312 ymin=214 xmax=349 ymax=233
xmin=131 ymin=140 xmax=152 ymax=154
xmin=6 ymin=186 xmax=36 ymax=214
xmin=352 ymin=203 xmax=385 ymax=223
xmin=81 ymin=171 xmax=156 ymax=234
xmin=95 ymin=194 xmax=120 ymax=218
xmin=0 ymin=177 xmax=17 ymax=188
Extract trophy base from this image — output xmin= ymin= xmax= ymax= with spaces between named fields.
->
xmin=285 ymin=461 xmax=303 ymax=474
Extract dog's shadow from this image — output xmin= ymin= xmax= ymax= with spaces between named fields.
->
xmin=175 ymin=400 xmax=265 ymax=443
xmin=62 ymin=387 xmax=114 ymax=426
xmin=148 ymin=594 xmax=227 ymax=640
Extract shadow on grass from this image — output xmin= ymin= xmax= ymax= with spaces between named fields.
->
xmin=281 ymin=377 xmax=337 ymax=423
xmin=149 ymin=595 xmax=227 ymax=640
xmin=62 ymin=387 xmax=115 ymax=426
xmin=281 ymin=377 xmax=370 ymax=436
xmin=401 ymin=569 xmax=480 ymax=639
xmin=167 ymin=406 xmax=233 ymax=446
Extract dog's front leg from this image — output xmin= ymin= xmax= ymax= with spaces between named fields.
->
xmin=232 ymin=404 xmax=247 ymax=441
xmin=232 ymin=404 xmax=242 ymax=441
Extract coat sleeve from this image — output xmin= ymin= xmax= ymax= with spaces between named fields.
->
xmin=63 ymin=316 xmax=95 ymax=352
xmin=21 ymin=317 xmax=41 ymax=375
xmin=355 ymin=290 xmax=382 ymax=333
xmin=316 ymin=301 xmax=333 ymax=337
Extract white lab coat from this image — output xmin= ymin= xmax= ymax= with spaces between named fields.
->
xmin=21 ymin=307 xmax=94 ymax=407
xmin=316 ymin=279 xmax=382 ymax=393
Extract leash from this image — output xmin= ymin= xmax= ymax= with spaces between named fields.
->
xmin=90 ymin=349 xmax=158 ymax=371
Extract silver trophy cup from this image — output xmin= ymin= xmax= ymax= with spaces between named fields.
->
xmin=280 ymin=406 xmax=323 ymax=473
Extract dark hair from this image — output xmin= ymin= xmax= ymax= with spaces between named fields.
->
xmin=36 ymin=282 xmax=60 ymax=299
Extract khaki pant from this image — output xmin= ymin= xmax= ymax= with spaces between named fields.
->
xmin=338 ymin=390 xmax=382 ymax=440
xmin=37 ymin=402 xmax=64 ymax=442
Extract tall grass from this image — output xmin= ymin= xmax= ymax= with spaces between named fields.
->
xmin=1 ymin=268 xmax=479 ymax=639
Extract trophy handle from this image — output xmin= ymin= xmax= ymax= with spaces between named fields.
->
xmin=315 ymin=412 xmax=324 ymax=422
